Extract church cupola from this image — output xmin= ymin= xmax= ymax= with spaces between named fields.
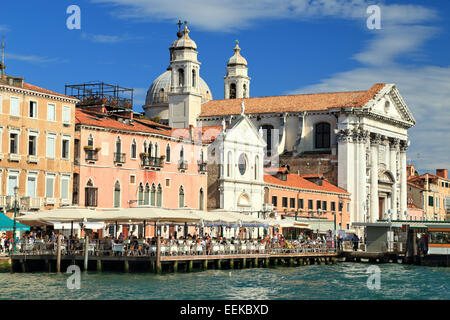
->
xmin=168 ymin=22 xmax=204 ymax=128
xmin=224 ymin=40 xmax=250 ymax=99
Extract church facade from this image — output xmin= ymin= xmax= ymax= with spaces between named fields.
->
xmin=143 ymin=25 xmax=416 ymax=235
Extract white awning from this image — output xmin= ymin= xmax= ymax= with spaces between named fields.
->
xmin=51 ymin=222 xmax=105 ymax=230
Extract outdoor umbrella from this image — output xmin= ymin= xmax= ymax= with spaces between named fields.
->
xmin=0 ymin=212 xmax=30 ymax=231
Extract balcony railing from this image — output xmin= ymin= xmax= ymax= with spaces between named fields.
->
xmin=198 ymin=161 xmax=207 ymax=173
xmin=114 ymin=153 xmax=126 ymax=164
xmin=85 ymin=149 xmax=99 ymax=162
xmin=27 ymin=155 xmax=39 ymax=164
xmin=141 ymin=156 xmax=164 ymax=168
xmin=178 ymin=160 xmax=188 ymax=171
xmin=21 ymin=196 xmax=41 ymax=210
xmin=8 ymin=153 xmax=21 ymax=162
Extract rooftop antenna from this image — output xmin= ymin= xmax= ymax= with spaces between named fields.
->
xmin=0 ymin=37 xmax=5 ymax=77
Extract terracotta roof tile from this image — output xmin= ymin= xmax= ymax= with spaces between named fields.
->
xmin=264 ymin=173 xmax=349 ymax=195
xmin=0 ymin=79 xmax=77 ymax=100
xmin=75 ymin=109 xmax=172 ymax=136
xmin=199 ymin=83 xmax=386 ymax=117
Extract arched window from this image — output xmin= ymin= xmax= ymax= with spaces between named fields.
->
xmin=200 ymin=149 xmax=204 ymax=162
xmin=154 ymin=142 xmax=159 ymax=158
xmin=227 ymin=151 xmax=232 ymax=177
xmin=131 ymin=139 xmax=137 ymax=159
xmin=199 ymin=188 xmax=204 ymax=210
xmin=87 ymin=134 xmax=94 ymax=147
xmin=149 ymin=141 xmax=153 ymax=157
xmin=261 ymin=125 xmax=274 ymax=156
xmin=115 ymin=136 xmax=122 ymax=154
xmin=179 ymin=186 xmax=185 ymax=208
xmin=143 ymin=141 xmax=148 ymax=154
xmin=166 ymin=144 xmax=171 ymax=162
xmin=114 ymin=181 xmax=121 ymax=208
xmin=157 ymin=184 xmax=162 ymax=207
xmin=138 ymin=183 xmax=144 ymax=206
xmin=150 ymin=183 xmax=156 ymax=206
xmin=255 ymin=155 xmax=259 ymax=180
xmin=85 ymin=179 xmax=98 ymax=207
xmin=192 ymin=69 xmax=196 ymax=87
xmin=178 ymin=68 xmax=184 ymax=87
xmin=315 ymin=122 xmax=331 ymax=149
xmin=180 ymin=146 xmax=184 ymax=162
xmin=229 ymin=83 xmax=236 ymax=99
xmin=243 ymin=84 xmax=247 ymax=98
xmin=144 ymin=183 xmax=150 ymax=205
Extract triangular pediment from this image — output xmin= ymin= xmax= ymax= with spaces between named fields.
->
xmin=364 ymin=84 xmax=416 ymax=127
xmin=224 ymin=116 xmax=266 ymax=147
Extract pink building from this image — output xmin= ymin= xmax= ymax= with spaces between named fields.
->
xmin=73 ymin=107 xmax=208 ymax=237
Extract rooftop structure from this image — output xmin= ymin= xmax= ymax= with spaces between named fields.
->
xmin=65 ymin=82 xmax=134 ymax=115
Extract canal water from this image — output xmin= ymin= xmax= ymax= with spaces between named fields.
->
xmin=0 ymin=263 xmax=448 ymax=300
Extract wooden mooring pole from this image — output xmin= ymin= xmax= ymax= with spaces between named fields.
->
xmin=56 ymin=234 xmax=62 ymax=273
xmin=84 ymin=236 xmax=89 ymax=272
xmin=156 ymin=236 xmax=162 ymax=274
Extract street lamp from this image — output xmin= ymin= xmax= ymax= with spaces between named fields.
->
xmin=12 ymin=186 xmax=19 ymax=255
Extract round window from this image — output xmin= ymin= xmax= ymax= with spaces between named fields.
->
xmin=238 ymin=153 xmax=247 ymax=175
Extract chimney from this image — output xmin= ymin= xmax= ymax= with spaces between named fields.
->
xmin=436 ymin=169 xmax=448 ymax=179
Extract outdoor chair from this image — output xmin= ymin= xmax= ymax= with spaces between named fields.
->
xmin=170 ymin=245 xmax=178 ymax=256
xmin=212 ymin=244 xmax=220 ymax=255
xmin=112 ymin=244 xmax=125 ymax=256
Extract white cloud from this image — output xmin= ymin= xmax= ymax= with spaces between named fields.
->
xmin=7 ymin=53 xmax=66 ymax=64
xmin=81 ymin=32 xmax=139 ymax=43
xmin=91 ymin=0 xmax=447 ymax=170
xmin=0 ymin=25 xmax=9 ymax=33
xmin=91 ymin=0 xmax=437 ymax=31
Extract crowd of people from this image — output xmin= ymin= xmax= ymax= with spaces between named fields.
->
xmin=1 ymin=230 xmax=338 ymax=256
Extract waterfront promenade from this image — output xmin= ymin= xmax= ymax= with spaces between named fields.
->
xmin=8 ymin=237 xmax=338 ymax=273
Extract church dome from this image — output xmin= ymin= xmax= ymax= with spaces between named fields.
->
xmin=144 ymin=70 xmax=213 ymax=107
xmin=227 ymin=43 xmax=247 ymax=67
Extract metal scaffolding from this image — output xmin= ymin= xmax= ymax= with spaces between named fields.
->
xmin=65 ymin=82 xmax=134 ymax=113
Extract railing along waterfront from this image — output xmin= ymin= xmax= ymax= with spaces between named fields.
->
xmin=8 ymin=239 xmax=336 ymax=257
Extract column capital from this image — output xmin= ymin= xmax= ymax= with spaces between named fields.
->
xmin=389 ymin=137 xmax=401 ymax=150
xmin=336 ymin=129 xmax=352 ymax=143
xmin=352 ymin=127 xmax=370 ymax=144
xmin=370 ymin=133 xmax=382 ymax=146
xmin=400 ymin=140 xmax=409 ymax=152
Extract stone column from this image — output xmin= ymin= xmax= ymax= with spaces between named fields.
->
xmin=390 ymin=138 xmax=400 ymax=220
xmin=399 ymin=141 xmax=408 ymax=218
xmin=358 ymin=129 xmax=369 ymax=224
xmin=370 ymin=134 xmax=381 ymax=222
xmin=337 ymin=129 xmax=355 ymax=223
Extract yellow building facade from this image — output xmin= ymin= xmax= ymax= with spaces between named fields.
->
xmin=0 ymin=75 xmax=78 ymax=214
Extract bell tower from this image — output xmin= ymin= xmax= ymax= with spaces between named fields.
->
xmin=224 ymin=40 xmax=250 ymax=99
xmin=168 ymin=22 xmax=203 ymax=128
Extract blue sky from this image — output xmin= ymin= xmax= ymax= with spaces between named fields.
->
xmin=1 ymin=0 xmax=449 ymax=172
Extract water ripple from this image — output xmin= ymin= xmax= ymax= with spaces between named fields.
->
xmin=0 ymin=263 xmax=449 ymax=300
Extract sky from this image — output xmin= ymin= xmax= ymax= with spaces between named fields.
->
xmin=1 ymin=0 xmax=449 ymax=173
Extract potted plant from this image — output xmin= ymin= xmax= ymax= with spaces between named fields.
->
xmin=84 ymin=145 xmax=94 ymax=151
